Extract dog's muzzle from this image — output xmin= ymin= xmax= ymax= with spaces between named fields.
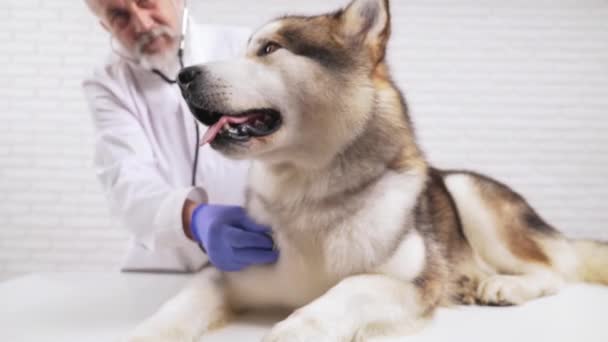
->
xmin=177 ymin=66 xmax=283 ymax=145
xmin=177 ymin=66 xmax=217 ymax=126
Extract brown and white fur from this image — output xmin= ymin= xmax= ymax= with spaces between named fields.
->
xmin=128 ymin=0 xmax=608 ymax=341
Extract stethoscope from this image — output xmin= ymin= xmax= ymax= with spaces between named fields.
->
xmin=163 ymin=3 xmax=204 ymax=253
xmin=111 ymin=1 xmax=201 ymax=187
xmin=150 ymin=0 xmax=188 ymax=85
xmin=152 ymin=1 xmax=201 ymax=188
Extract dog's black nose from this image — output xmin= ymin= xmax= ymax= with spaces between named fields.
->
xmin=178 ymin=66 xmax=202 ymax=88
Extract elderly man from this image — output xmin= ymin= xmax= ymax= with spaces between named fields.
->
xmin=82 ymin=0 xmax=278 ymax=273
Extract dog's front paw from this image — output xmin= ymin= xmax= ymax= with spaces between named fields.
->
xmin=262 ymin=311 xmax=341 ymax=342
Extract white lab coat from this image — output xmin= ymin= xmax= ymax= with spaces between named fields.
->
xmin=83 ymin=21 xmax=252 ymax=272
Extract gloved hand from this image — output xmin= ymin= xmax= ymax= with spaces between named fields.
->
xmin=190 ymin=204 xmax=279 ymax=272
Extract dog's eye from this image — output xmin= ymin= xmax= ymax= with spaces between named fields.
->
xmin=259 ymin=42 xmax=281 ymax=56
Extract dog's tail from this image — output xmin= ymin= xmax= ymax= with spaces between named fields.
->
xmin=574 ymin=240 xmax=608 ymax=285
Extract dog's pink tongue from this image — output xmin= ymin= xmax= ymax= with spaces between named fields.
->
xmin=200 ymin=115 xmax=252 ymax=146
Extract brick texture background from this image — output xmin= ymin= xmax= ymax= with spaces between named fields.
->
xmin=0 ymin=0 xmax=607 ymax=281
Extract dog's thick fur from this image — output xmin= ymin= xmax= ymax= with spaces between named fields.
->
xmin=128 ymin=0 xmax=608 ymax=341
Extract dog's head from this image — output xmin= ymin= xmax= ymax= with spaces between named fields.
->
xmin=179 ymin=0 xmax=394 ymax=167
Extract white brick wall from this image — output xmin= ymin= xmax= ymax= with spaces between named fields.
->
xmin=0 ymin=0 xmax=127 ymax=281
xmin=1 ymin=0 xmax=607 ymax=281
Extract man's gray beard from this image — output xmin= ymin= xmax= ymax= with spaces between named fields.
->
xmin=134 ymin=26 xmax=181 ymax=77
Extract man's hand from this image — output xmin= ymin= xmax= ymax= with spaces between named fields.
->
xmin=188 ymin=204 xmax=279 ymax=272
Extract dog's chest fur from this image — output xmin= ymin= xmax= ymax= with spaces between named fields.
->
xmin=244 ymin=162 xmax=428 ymax=306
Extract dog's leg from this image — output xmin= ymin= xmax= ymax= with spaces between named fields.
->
xmin=262 ymin=274 xmax=433 ymax=342
xmin=126 ymin=268 xmax=230 ymax=342
xmin=444 ymin=172 xmax=575 ymax=306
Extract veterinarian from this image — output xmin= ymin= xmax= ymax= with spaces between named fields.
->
xmin=82 ymin=0 xmax=278 ymax=273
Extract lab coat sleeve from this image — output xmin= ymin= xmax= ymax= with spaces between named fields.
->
xmin=82 ymin=69 xmax=206 ymax=250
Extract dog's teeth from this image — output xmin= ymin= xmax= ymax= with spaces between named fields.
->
xmin=226 ymin=124 xmax=239 ymax=134
xmin=254 ymin=120 xmax=266 ymax=129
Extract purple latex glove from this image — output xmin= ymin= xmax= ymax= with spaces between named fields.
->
xmin=190 ymin=204 xmax=279 ymax=272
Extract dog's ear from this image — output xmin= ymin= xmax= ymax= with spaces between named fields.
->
xmin=339 ymin=0 xmax=391 ymax=62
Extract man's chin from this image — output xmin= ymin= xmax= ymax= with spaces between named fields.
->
xmin=139 ymin=48 xmax=179 ymax=74
xmin=143 ymin=36 xmax=173 ymax=55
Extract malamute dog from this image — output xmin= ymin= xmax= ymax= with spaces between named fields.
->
xmin=129 ymin=0 xmax=608 ymax=340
